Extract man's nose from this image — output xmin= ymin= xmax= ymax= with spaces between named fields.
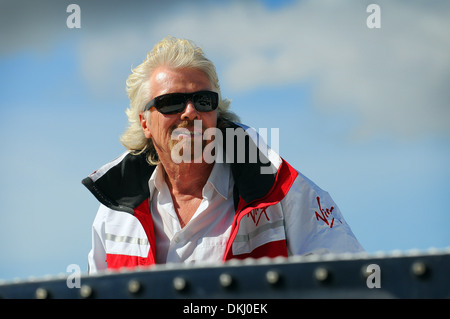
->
xmin=180 ymin=100 xmax=199 ymax=121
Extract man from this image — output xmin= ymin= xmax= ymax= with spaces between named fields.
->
xmin=83 ymin=36 xmax=364 ymax=273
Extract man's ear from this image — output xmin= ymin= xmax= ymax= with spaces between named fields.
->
xmin=139 ymin=112 xmax=152 ymax=139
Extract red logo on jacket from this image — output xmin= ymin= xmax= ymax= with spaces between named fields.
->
xmin=247 ymin=207 xmax=270 ymax=226
xmin=315 ymin=196 xmax=341 ymax=228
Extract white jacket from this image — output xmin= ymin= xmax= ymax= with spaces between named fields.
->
xmin=83 ymin=121 xmax=364 ymax=272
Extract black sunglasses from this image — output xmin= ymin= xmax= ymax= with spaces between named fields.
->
xmin=144 ymin=90 xmax=219 ymax=114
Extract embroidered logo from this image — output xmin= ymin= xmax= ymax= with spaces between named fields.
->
xmin=314 ymin=196 xmax=342 ymax=228
xmin=247 ymin=207 xmax=270 ymax=226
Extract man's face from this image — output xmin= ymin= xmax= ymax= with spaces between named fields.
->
xmin=141 ymin=66 xmax=218 ymax=162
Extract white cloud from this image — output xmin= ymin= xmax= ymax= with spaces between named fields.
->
xmin=73 ymin=0 xmax=450 ymax=139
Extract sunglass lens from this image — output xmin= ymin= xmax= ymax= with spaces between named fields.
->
xmin=194 ymin=92 xmax=218 ymax=111
xmin=157 ymin=95 xmax=186 ymax=114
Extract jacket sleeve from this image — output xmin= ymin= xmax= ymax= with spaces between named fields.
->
xmin=282 ymin=172 xmax=365 ymax=256
xmin=87 ymin=204 xmax=108 ymax=273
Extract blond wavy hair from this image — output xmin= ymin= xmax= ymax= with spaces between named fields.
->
xmin=120 ymin=36 xmax=240 ymax=165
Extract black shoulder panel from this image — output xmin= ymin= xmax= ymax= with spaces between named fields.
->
xmin=82 ymin=152 xmax=155 ymax=214
xmin=219 ymin=119 xmax=277 ymax=205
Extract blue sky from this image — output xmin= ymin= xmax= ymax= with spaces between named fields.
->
xmin=0 ymin=0 xmax=449 ymax=281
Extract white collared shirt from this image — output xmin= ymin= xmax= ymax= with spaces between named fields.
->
xmin=149 ymin=162 xmax=235 ymax=264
